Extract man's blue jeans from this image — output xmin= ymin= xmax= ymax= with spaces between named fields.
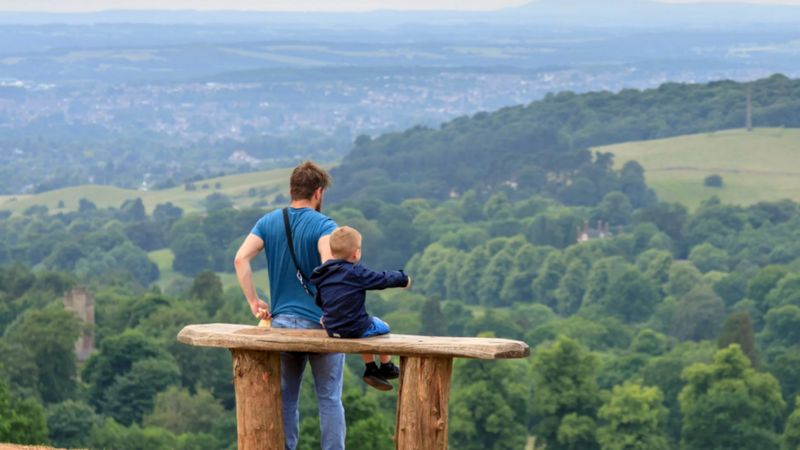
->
xmin=272 ymin=314 xmax=346 ymax=450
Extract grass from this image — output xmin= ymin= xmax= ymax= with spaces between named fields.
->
xmin=0 ymin=167 xmax=293 ymax=216
xmin=596 ymin=128 xmax=800 ymax=210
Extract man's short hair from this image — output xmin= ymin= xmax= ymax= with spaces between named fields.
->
xmin=290 ymin=161 xmax=332 ymax=200
xmin=330 ymin=226 xmax=362 ymax=259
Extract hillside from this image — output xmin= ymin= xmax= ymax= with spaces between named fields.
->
xmin=599 ymin=128 xmax=800 ymax=209
xmin=0 ymin=168 xmax=293 ymax=216
xmin=329 ymin=74 xmax=800 ymax=206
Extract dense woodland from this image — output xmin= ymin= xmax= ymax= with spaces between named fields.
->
xmin=330 ymin=74 xmax=800 ymax=205
xmin=3 ymin=76 xmax=800 ymax=449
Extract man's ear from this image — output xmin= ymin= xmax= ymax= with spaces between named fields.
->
xmin=314 ymin=187 xmax=323 ymax=200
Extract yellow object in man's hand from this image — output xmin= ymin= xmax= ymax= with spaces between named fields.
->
xmin=258 ymin=317 xmax=272 ymax=328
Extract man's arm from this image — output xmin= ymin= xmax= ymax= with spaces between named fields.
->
xmin=234 ymin=233 xmax=270 ymax=319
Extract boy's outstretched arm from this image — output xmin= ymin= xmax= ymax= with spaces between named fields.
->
xmin=353 ymin=265 xmax=410 ymax=291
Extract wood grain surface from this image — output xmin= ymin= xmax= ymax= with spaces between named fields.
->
xmin=178 ymin=323 xmax=529 ymax=360
xmin=231 ymin=349 xmax=284 ymax=450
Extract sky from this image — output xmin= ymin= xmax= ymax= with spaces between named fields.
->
xmin=0 ymin=0 xmax=799 ymax=12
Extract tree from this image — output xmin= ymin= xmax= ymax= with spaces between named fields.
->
xmin=420 ymin=295 xmax=447 ymax=336
xmin=477 ymin=248 xmax=515 ymax=307
xmin=108 ymin=242 xmax=160 ymax=286
xmin=531 ymin=336 xmax=601 ymax=450
xmin=82 ymin=330 xmax=166 ymax=412
xmin=104 ymin=358 xmax=181 ymax=425
xmin=143 ymin=386 xmax=231 ymax=439
xmin=79 ymin=198 xmax=97 ymax=213
xmin=747 ymin=265 xmax=789 ymax=311
xmin=119 ymin=198 xmax=147 ymax=222
xmin=533 ymin=252 xmax=566 ymax=308
xmin=153 ymin=202 xmax=183 ymax=228
xmin=555 ymin=260 xmax=588 ymax=316
xmin=450 ymin=359 xmax=529 ymax=450
xmin=190 ymin=271 xmax=224 ymax=317
xmin=204 ymin=193 xmax=234 ymax=212
xmin=89 ymin=419 xmax=178 ymax=450
xmin=582 ymin=256 xmax=628 ymax=309
xmin=124 ymin=220 xmax=167 ymax=251
xmin=636 ymin=250 xmax=672 ymax=288
xmin=594 ymin=191 xmax=633 ymax=225
xmin=2 ymin=396 xmax=48 ymax=445
xmin=604 ymin=270 xmax=659 ymax=323
xmin=761 ymin=305 xmax=800 ymax=348
xmin=620 ymin=160 xmax=656 ymax=208
xmin=765 ymin=274 xmax=800 ymax=310
xmin=679 ymin=345 xmax=785 ymax=450
xmin=704 ymin=174 xmax=723 ymax=188
xmin=718 ymin=312 xmax=757 ymax=367
xmin=341 ymin=389 xmax=393 ymax=450
xmin=763 ymin=345 xmax=800 ymax=416
xmin=665 ymin=262 xmax=704 ymax=298
xmin=630 ymin=328 xmax=669 ymax=356
xmin=784 ymin=396 xmax=800 ymax=450
xmin=639 ymin=341 xmax=716 ymax=442
xmin=688 ymin=243 xmax=729 ymax=273
xmin=3 ymin=305 xmax=81 ymax=404
xmin=672 ymin=286 xmax=726 ymax=342
xmin=0 ymin=381 xmax=47 ymax=445
xmin=47 ymin=400 xmax=102 ymax=449
xmin=597 ymin=382 xmax=670 ymax=450
xmin=500 ymin=244 xmax=555 ymax=304
xmin=441 ymin=300 xmax=473 ymax=336
xmin=44 ymin=241 xmax=85 ymax=270
xmin=171 ymin=233 xmax=212 ymax=277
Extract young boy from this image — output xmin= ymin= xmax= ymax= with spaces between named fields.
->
xmin=310 ymin=226 xmax=412 ymax=391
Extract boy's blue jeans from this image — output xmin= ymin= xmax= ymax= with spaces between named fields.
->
xmin=272 ymin=314 xmax=346 ymax=450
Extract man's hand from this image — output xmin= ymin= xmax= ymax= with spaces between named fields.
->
xmin=249 ymin=298 xmax=271 ymax=320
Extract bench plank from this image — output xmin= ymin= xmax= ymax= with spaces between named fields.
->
xmin=178 ymin=323 xmax=529 ymax=360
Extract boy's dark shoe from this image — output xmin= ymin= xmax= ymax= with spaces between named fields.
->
xmin=379 ymin=361 xmax=400 ymax=380
xmin=363 ymin=364 xmax=392 ymax=391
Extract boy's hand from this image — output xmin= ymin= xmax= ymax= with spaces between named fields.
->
xmin=249 ymin=298 xmax=271 ymax=320
xmin=404 ymin=276 xmax=412 ymax=289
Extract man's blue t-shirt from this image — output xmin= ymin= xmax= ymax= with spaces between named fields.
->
xmin=250 ymin=207 xmax=337 ymax=323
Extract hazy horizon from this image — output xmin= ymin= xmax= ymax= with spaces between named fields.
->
xmin=1 ymin=0 xmax=799 ymax=13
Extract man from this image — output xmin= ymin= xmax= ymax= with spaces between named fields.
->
xmin=234 ymin=161 xmax=344 ymax=450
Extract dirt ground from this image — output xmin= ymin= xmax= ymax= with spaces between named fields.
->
xmin=0 ymin=445 xmax=61 ymax=450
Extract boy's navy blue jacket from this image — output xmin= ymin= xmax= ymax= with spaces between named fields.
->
xmin=310 ymin=259 xmax=408 ymax=338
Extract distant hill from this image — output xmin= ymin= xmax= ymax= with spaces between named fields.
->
xmin=329 ymin=74 xmax=800 ymax=206
xmin=599 ymin=128 xmax=800 ymax=209
xmin=0 ymin=168 xmax=292 ymax=216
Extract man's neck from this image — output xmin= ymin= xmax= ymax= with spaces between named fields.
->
xmin=290 ymin=199 xmax=315 ymax=209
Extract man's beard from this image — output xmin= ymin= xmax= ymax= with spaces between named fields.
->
xmin=315 ymin=199 xmax=323 ymax=212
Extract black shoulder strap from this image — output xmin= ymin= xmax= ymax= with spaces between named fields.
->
xmin=282 ymin=208 xmax=315 ymax=299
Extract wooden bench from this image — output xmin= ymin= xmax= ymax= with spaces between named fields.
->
xmin=178 ymin=323 xmax=530 ymax=450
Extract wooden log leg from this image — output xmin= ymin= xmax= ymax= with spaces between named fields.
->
xmin=395 ymin=356 xmax=453 ymax=450
xmin=231 ymin=349 xmax=284 ymax=450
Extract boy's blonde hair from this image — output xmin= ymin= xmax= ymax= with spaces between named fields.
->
xmin=330 ymin=226 xmax=362 ymax=259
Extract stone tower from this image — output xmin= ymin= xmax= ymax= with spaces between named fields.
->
xmin=63 ymin=287 xmax=96 ymax=362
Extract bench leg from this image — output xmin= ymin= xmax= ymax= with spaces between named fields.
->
xmin=231 ymin=349 xmax=284 ymax=450
xmin=395 ymin=356 xmax=453 ymax=450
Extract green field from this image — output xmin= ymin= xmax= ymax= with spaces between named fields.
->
xmin=597 ymin=128 xmax=800 ymax=209
xmin=0 ymin=167 xmax=293 ymax=216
